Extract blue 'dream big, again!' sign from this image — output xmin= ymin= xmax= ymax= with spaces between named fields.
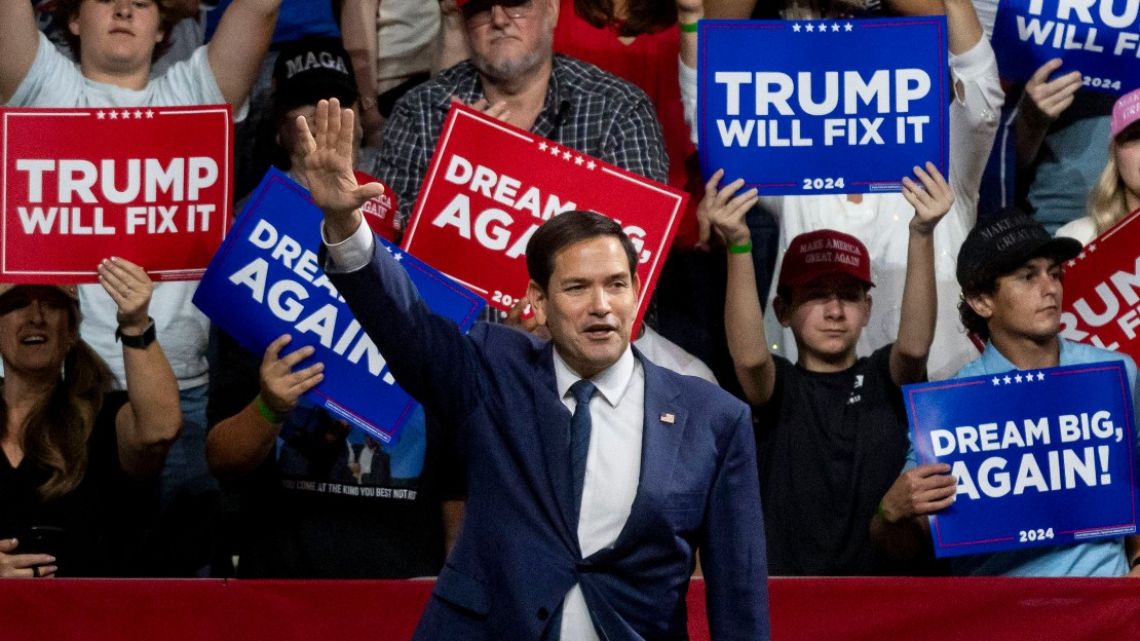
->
xmin=992 ymin=0 xmax=1140 ymax=95
xmin=193 ymin=169 xmax=485 ymax=443
xmin=905 ymin=362 xmax=1139 ymax=558
xmin=698 ymin=18 xmax=949 ymax=195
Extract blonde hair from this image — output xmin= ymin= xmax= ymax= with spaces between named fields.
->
xmin=1087 ymin=141 xmax=1131 ymax=235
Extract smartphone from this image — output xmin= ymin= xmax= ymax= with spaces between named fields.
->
xmin=20 ymin=525 xmax=65 ymax=559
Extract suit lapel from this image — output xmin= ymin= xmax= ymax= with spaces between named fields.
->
xmin=531 ymin=342 xmax=580 ymax=553
xmin=601 ymin=352 xmax=687 ymax=555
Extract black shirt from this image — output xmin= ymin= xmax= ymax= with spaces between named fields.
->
xmin=207 ymin=329 xmax=462 ymax=578
xmin=755 ymin=345 xmax=910 ymax=575
xmin=0 ymin=391 xmax=154 ymax=576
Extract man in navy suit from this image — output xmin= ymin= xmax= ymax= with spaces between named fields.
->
xmin=297 ymin=98 xmax=770 ymax=641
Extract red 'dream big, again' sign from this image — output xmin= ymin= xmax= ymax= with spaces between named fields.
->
xmin=1 ymin=106 xmax=232 ymax=283
xmin=401 ymin=104 xmax=686 ymax=331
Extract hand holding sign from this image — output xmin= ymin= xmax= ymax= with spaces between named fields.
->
xmin=905 ymin=362 xmax=1139 ymax=558
xmin=698 ymin=169 xmax=759 ymax=248
xmin=259 ymin=334 xmax=325 ymax=419
xmin=880 ymin=463 xmax=957 ymax=524
xmin=901 ymin=161 xmax=954 ymax=235
xmin=1022 ymin=59 xmax=1084 ymax=126
xmin=294 ymin=99 xmax=385 ymax=237
xmin=97 ymin=257 xmax=153 ymax=335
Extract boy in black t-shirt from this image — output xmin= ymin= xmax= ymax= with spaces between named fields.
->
xmin=699 ymin=164 xmax=953 ymax=575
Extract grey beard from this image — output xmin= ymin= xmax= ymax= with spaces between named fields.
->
xmin=472 ymin=45 xmax=550 ymax=82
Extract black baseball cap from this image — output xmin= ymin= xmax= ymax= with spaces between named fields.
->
xmin=272 ymin=37 xmax=359 ymax=115
xmin=956 ymin=208 xmax=1082 ymax=293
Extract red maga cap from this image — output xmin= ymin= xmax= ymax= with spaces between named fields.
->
xmin=778 ymin=229 xmax=874 ymax=291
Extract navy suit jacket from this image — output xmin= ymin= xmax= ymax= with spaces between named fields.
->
xmin=326 ymin=238 xmax=770 ymax=641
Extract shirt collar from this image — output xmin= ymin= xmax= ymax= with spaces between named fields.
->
xmin=434 ymin=58 xmax=572 ymax=130
xmin=553 ymin=345 xmax=637 ymax=409
xmin=979 ymin=339 xmax=1069 ymax=372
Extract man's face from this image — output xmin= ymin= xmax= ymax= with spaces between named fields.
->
xmin=70 ymin=0 xmax=164 ymax=74
xmin=970 ymin=256 xmax=1064 ymax=343
xmin=0 ymin=287 xmax=76 ymax=379
xmin=528 ymin=236 xmax=640 ymax=379
xmin=776 ymin=274 xmax=870 ymax=368
xmin=464 ymin=0 xmax=557 ymax=82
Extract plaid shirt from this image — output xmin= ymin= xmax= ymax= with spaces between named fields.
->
xmin=375 ymin=55 xmax=669 ymax=228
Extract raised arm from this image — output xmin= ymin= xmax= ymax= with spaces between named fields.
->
xmin=341 ymin=0 xmax=384 ymax=146
xmin=0 ymin=0 xmax=40 ymax=104
xmin=890 ymin=162 xmax=953 ymax=386
xmin=206 ymin=334 xmax=323 ymax=478
xmin=1015 ymin=59 xmax=1082 ymax=176
xmin=100 ymin=258 xmax=182 ymax=478
xmin=296 ymin=99 xmax=478 ymax=424
xmin=943 ymin=0 xmax=981 ymax=57
xmin=206 ymin=0 xmax=281 ymax=109
xmin=677 ymin=0 xmax=702 ymax=69
xmin=943 ymin=0 xmax=1003 ymax=234
xmin=434 ymin=0 xmax=470 ymax=73
xmin=700 ymin=169 xmax=775 ymax=406
xmin=704 ymin=0 xmax=755 ymax=18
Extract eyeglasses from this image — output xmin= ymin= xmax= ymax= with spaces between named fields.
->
xmin=463 ymin=0 xmax=536 ymax=26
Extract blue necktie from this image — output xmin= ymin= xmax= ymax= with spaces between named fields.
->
xmin=568 ymin=379 xmax=597 ymax=523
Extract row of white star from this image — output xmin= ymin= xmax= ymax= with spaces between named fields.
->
xmin=991 ymin=372 xmax=1047 ymax=385
xmin=95 ymin=109 xmax=156 ymax=120
xmin=791 ymin=22 xmax=855 ymax=33
xmin=1066 ymin=242 xmax=1099 ymax=268
xmin=537 ymin=141 xmax=597 ymax=170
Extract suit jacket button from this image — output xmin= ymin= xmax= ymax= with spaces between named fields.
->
xmin=537 ymin=607 xmax=549 ymax=620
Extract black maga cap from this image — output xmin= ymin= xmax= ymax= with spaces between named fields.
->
xmin=956 ymin=208 xmax=1083 ymax=292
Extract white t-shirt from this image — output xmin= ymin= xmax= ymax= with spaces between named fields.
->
xmin=634 ymin=326 xmax=718 ymax=385
xmin=8 ymin=32 xmax=234 ymax=389
xmin=374 ymin=0 xmax=440 ymax=94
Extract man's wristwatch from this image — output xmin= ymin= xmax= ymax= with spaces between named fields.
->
xmin=115 ymin=317 xmax=156 ymax=350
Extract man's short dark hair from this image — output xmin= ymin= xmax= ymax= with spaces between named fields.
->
xmin=55 ymin=0 xmax=189 ymax=63
xmin=525 ymin=211 xmax=637 ymax=291
xmin=958 ymin=288 xmax=995 ymax=342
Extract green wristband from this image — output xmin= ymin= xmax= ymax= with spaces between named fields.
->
xmin=680 ymin=21 xmax=699 ymax=33
xmin=727 ymin=240 xmax=753 ymax=254
xmin=255 ymin=394 xmax=286 ymax=425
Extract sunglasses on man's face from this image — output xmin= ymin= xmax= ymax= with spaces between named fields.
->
xmin=462 ymin=0 xmax=537 ymax=25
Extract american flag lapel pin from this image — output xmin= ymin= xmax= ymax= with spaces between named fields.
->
xmin=660 ymin=412 xmax=675 ymax=425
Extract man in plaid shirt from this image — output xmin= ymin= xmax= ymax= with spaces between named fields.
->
xmin=375 ymin=0 xmax=668 ymax=230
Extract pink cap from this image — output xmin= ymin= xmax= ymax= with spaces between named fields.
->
xmin=778 ymin=229 xmax=874 ymax=291
xmin=1112 ymin=88 xmax=1140 ymax=139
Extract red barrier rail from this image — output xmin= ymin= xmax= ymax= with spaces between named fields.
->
xmin=2 ymin=577 xmax=1139 ymax=640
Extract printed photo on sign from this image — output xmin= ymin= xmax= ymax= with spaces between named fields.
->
xmin=194 ymin=169 xmax=485 ymax=443
xmin=277 ymin=403 xmax=429 ymax=500
xmin=1 ymin=106 xmax=232 ymax=283
xmin=992 ymin=0 xmax=1140 ymax=95
xmin=697 ymin=18 xmax=950 ymax=195
xmin=905 ymin=362 xmax=1139 ymax=558
xmin=1060 ymin=208 xmax=1140 ymax=360
xmin=401 ymin=103 xmax=685 ymax=330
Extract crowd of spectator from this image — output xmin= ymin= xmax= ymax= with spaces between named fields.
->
xmin=3 ymin=0 xmax=1140 ymax=597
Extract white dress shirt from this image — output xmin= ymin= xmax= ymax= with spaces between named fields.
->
xmin=324 ymin=219 xmax=647 ymax=639
xmin=554 ymin=348 xmax=644 ymax=641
